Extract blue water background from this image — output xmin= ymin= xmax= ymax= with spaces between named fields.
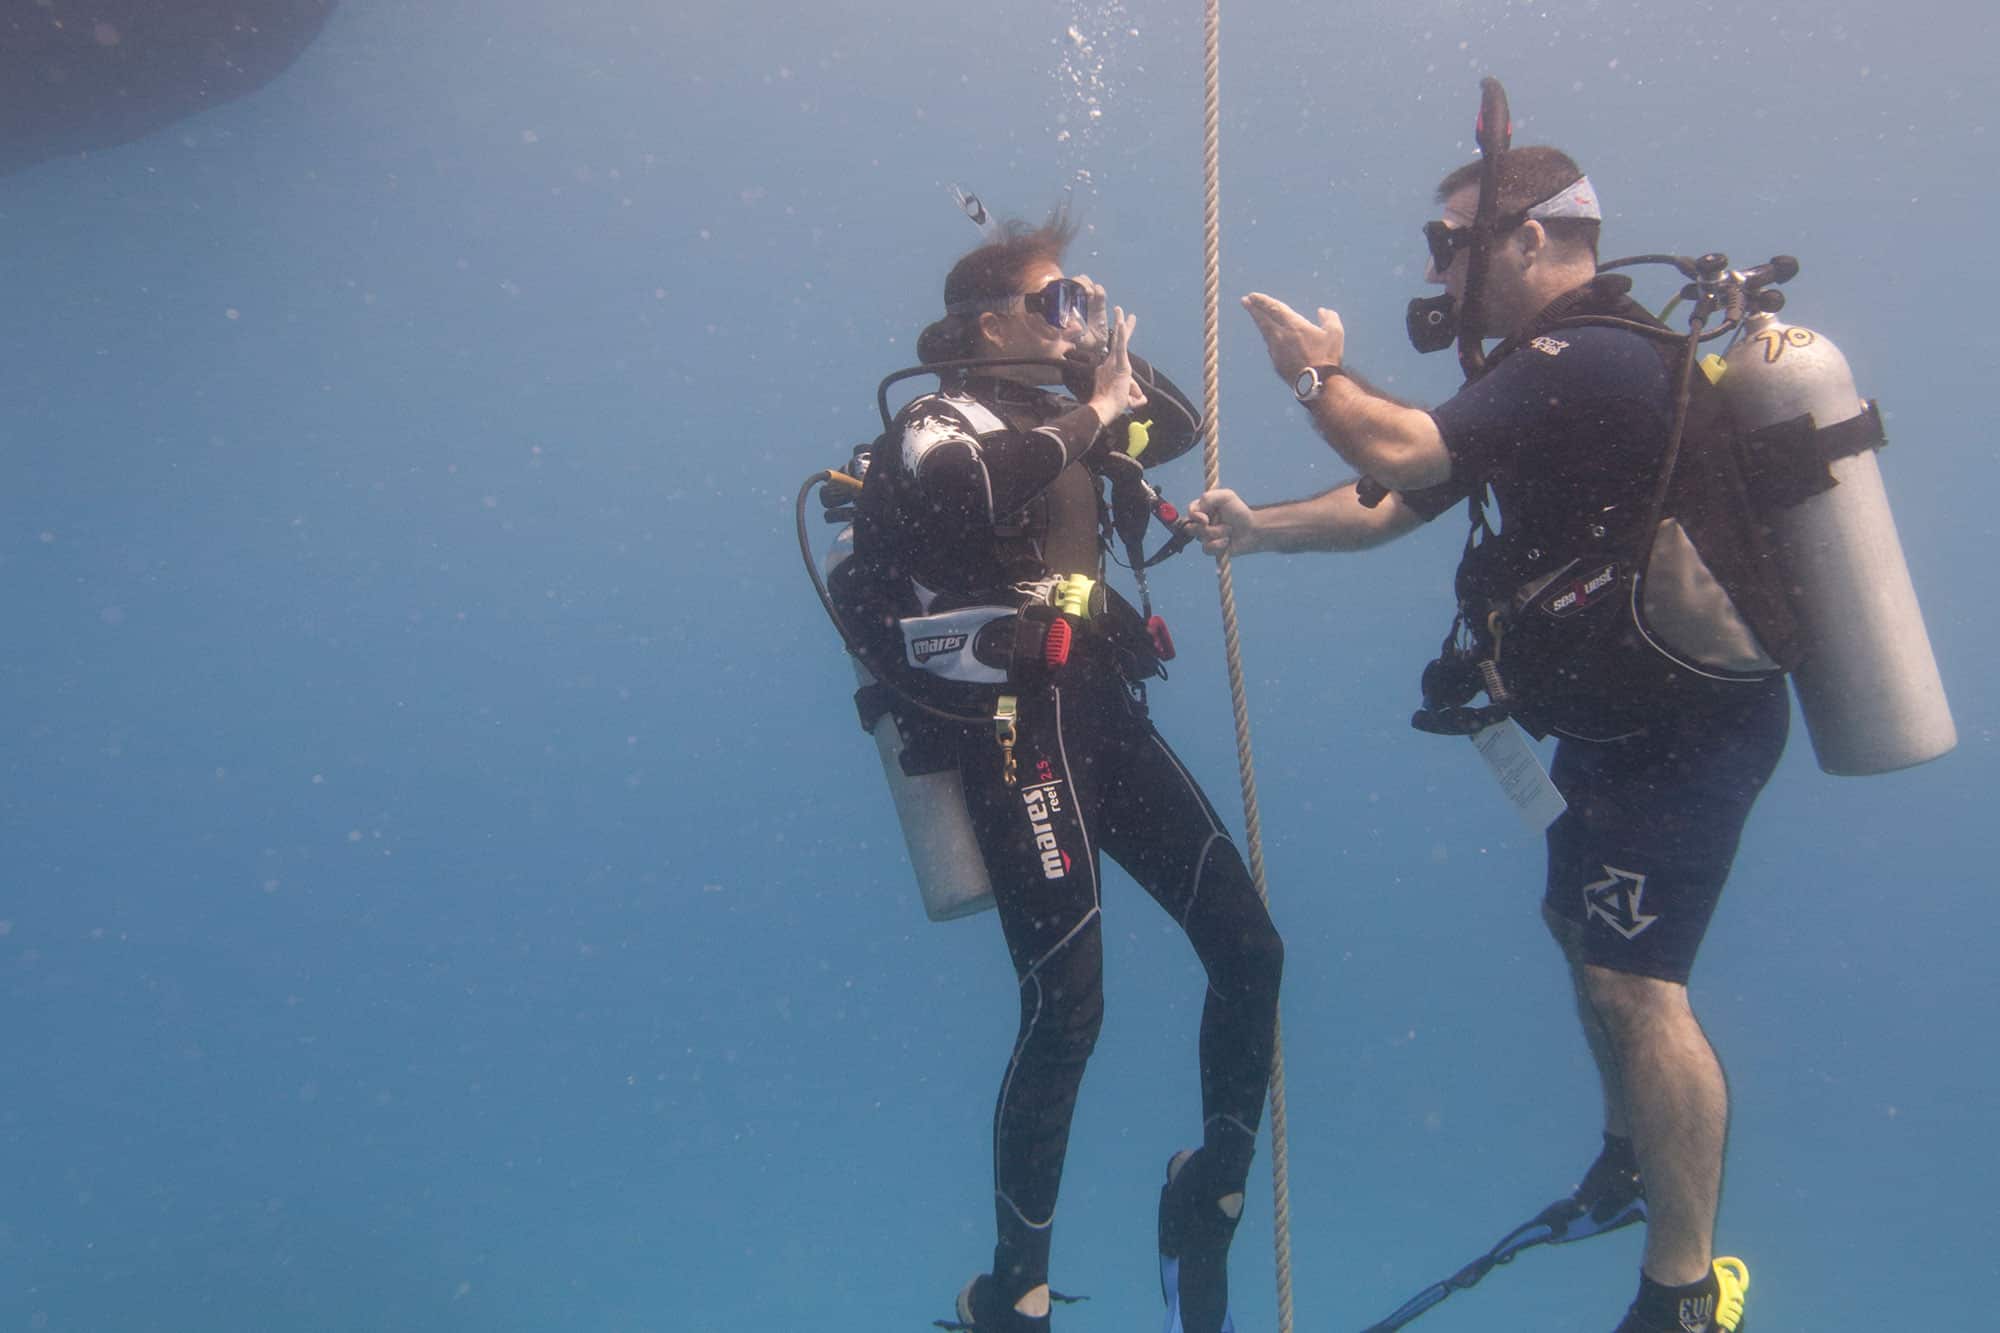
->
xmin=4 ymin=1 xmax=1993 ymax=1329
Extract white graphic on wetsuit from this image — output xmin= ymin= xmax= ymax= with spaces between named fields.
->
xmin=1678 ymin=1290 xmax=1715 ymax=1333
xmin=1019 ymin=778 xmax=1070 ymax=880
xmin=1582 ymin=865 xmax=1659 ymax=940
xmin=1530 ymin=335 xmax=1570 ymax=356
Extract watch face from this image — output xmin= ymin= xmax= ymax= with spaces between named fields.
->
xmin=1294 ymin=367 xmax=1319 ymax=399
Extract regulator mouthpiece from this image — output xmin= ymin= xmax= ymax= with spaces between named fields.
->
xmin=1407 ymin=292 xmax=1459 ymax=353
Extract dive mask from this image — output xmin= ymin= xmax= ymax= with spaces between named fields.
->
xmin=1423 ymin=220 xmax=1475 ymax=276
xmin=945 ymin=277 xmax=1089 ymax=331
xmin=1023 ymin=277 xmax=1089 ymax=330
xmin=1407 ymin=173 xmax=1601 ymax=356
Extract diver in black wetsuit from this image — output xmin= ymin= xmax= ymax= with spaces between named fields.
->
xmin=834 ymin=213 xmax=1281 ymax=1333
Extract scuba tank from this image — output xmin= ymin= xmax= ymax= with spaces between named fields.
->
xmin=822 ymin=522 xmax=996 ymax=922
xmin=800 ymin=357 xmax=1204 ymax=923
xmin=1403 ymin=77 xmax=1954 ymax=775
xmin=1715 ymin=314 xmax=1956 ymax=774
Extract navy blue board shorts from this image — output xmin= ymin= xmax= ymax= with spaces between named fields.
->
xmin=1543 ymin=676 xmax=1789 ymax=984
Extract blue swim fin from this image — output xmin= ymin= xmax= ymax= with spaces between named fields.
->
xmin=1160 ymin=1253 xmax=1236 ymax=1333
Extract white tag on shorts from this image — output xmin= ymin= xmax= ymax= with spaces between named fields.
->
xmin=1470 ymin=721 xmax=1568 ymax=832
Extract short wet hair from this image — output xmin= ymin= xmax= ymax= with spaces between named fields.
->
xmin=1436 ymin=145 xmax=1599 ymax=259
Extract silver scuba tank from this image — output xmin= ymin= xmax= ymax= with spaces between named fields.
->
xmin=1716 ymin=313 xmax=1955 ymax=775
xmin=825 ymin=526 xmax=996 ymax=921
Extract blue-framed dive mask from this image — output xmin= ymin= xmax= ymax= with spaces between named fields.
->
xmin=1022 ymin=277 xmax=1088 ymax=330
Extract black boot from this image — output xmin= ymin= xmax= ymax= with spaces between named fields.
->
xmin=935 ymin=1272 xmax=1077 ymax=1333
xmin=1610 ymin=1259 xmax=1750 ymax=1333
xmin=1158 ymin=1149 xmax=1241 ymax=1333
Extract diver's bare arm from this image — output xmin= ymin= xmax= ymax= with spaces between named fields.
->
xmin=1238 ymin=292 xmax=1450 ymax=489
xmin=1255 ymin=481 xmax=1427 ymax=551
xmin=1304 ymin=377 xmax=1451 ymax=491
xmin=1194 ymin=481 xmax=1426 ymax=555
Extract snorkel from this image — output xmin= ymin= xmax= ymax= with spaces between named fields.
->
xmin=1456 ymin=77 xmax=1513 ymax=380
xmin=1405 ymin=79 xmax=1515 ymax=369
xmin=950 ymin=183 xmax=1000 ymax=239
xmin=898 ymin=184 xmax=1205 ymax=468
xmin=1372 ymin=81 xmax=1515 ymax=508
xmin=1408 ymin=81 xmax=1512 ymax=368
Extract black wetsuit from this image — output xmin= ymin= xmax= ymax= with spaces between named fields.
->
xmin=1402 ymin=280 xmax=1788 ymax=983
xmin=849 ymin=376 xmax=1282 ymax=1306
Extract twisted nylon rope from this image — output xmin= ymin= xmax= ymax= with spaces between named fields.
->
xmin=1199 ymin=3 xmax=1294 ymax=1331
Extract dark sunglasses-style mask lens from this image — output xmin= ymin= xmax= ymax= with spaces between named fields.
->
xmin=1424 ymin=220 xmax=1471 ymax=273
xmin=1023 ymin=278 xmax=1088 ymax=328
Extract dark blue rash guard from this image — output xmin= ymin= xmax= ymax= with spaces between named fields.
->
xmin=1402 ymin=322 xmax=1677 ymax=545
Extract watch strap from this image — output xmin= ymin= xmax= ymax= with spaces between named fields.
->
xmin=1295 ymin=363 xmax=1347 ymax=402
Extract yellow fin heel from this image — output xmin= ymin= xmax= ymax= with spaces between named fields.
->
xmin=1710 ymin=1257 xmax=1750 ymax=1332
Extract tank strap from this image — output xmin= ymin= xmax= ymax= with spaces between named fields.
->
xmin=1740 ymin=399 xmax=1886 ymax=510
xmin=853 ymin=680 xmax=896 ymax=733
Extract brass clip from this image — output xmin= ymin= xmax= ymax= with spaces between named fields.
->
xmin=994 ymin=693 xmax=1020 ymax=787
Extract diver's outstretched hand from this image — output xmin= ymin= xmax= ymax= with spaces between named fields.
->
xmin=1087 ymin=306 xmax=1147 ymax=426
xmin=1186 ymin=488 xmax=1260 ymax=557
xmin=1242 ymin=292 xmax=1344 ymax=384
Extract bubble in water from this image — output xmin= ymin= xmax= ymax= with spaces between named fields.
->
xmin=1050 ymin=2 xmax=1133 ymax=183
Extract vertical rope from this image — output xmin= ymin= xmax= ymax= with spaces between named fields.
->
xmin=1200 ymin=3 xmax=1294 ymax=1331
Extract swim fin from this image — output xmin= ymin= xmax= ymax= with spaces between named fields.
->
xmin=1159 ymin=1150 xmax=1238 ymax=1333
xmin=1159 ymin=1253 xmax=1236 ymax=1333
xmin=1357 ymin=1137 xmax=1646 ymax=1333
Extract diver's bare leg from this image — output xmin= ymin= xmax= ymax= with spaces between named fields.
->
xmin=1580 ymin=965 xmax=1726 ymax=1285
xmin=1545 ymin=904 xmax=1631 ymax=1138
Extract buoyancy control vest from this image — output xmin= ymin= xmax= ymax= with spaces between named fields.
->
xmin=800 ymin=362 xmax=1203 ymax=920
xmin=833 ymin=377 xmax=1174 ymax=701
xmin=1423 ymin=276 xmax=1801 ymax=741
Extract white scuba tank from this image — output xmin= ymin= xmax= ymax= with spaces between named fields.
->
xmin=1716 ymin=313 xmax=1955 ymax=775
xmin=825 ymin=526 xmax=996 ymax=921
